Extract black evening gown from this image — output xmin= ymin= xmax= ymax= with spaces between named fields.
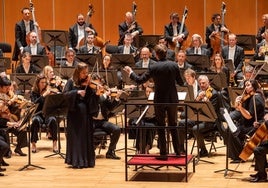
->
xmin=63 ymin=79 xmax=98 ymax=168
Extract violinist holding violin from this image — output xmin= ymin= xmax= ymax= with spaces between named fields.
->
xmin=43 ymin=65 xmax=65 ymax=93
xmin=63 ymin=62 xmax=99 ymax=168
xmin=228 ymin=79 xmax=265 ymax=163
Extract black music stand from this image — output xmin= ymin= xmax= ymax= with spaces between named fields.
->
xmin=224 ymin=59 xmax=235 ymax=73
xmin=53 ymin=67 xmax=75 ymax=80
xmin=0 ymin=57 xmax=11 ymax=72
xmin=185 ymin=101 xmax=217 ymax=164
xmin=97 ymin=70 xmax=119 ymax=88
xmin=75 ymin=53 xmax=102 ymax=70
xmin=138 ymin=35 xmax=161 ymax=49
xmin=19 ymin=104 xmax=45 ymax=171
xmin=227 ymin=87 xmax=243 ymax=108
xmin=10 ymin=73 xmax=36 ymax=94
xmin=236 ymin=34 xmax=256 ymax=51
xmin=41 ymin=30 xmax=68 ymax=63
xmin=177 ymin=85 xmax=194 ymax=101
xmin=31 ymin=55 xmax=49 ymax=73
xmin=197 ymin=72 xmax=227 ymax=91
xmin=42 ymin=94 xmax=69 ymax=159
xmin=111 ymin=54 xmax=136 ymax=69
xmin=186 ymin=54 xmax=210 ymax=72
xmin=121 ymin=68 xmax=147 ymax=86
xmin=214 ymin=108 xmax=242 ymax=177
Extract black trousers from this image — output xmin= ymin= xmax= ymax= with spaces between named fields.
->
xmin=253 ymin=140 xmax=268 ymax=175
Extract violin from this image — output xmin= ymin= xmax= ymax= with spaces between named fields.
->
xmin=239 ymin=122 xmax=268 ymax=161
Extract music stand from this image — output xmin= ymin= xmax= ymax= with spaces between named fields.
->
xmin=138 ymin=35 xmax=161 ymax=49
xmin=31 ymin=55 xmax=49 ymax=73
xmin=227 ymin=87 xmax=243 ymax=108
xmin=110 ymin=54 xmax=135 ymax=69
xmin=41 ymin=30 xmax=68 ymax=62
xmin=186 ymin=54 xmax=210 ymax=71
xmin=177 ymin=85 xmax=194 ymax=101
xmin=10 ymin=73 xmax=37 ymax=94
xmin=75 ymin=53 xmax=102 ymax=70
xmin=19 ymin=104 xmax=45 ymax=171
xmin=121 ymin=67 xmax=147 ymax=86
xmin=197 ymin=72 xmax=227 ymax=91
xmin=42 ymin=94 xmax=69 ymax=159
xmin=0 ymin=57 xmax=11 ymax=72
xmin=236 ymin=34 xmax=256 ymax=51
xmin=224 ymin=59 xmax=235 ymax=73
xmin=97 ymin=70 xmax=119 ymax=88
xmin=214 ymin=108 xmax=242 ymax=177
xmin=184 ymin=101 xmax=217 ymax=164
xmin=53 ymin=67 xmax=75 ymax=80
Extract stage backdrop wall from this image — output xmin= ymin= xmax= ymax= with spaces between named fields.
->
xmin=0 ymin=0 xmax=267 ymax=60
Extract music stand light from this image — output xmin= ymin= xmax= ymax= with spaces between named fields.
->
xmin=75 ymin=53 xmax=102 ymax=70
xmin=42 ymin=94 xmax=69 ymax=159
xmin=31 ymin=55 xmax=49 ymax=73
xmin=10 ymin=73 xmax=37 ymax=94
xmin=53 ymin=67 xmax=75 ymax=80
xmin=110 ymin=54 xmax=135 ymax=69
xmin=186 ymin=54 xmax=210 ymax=71
xmin=0 ymin=57 xmax=11 ymax=72
xmin=41 ymin=30 xmax=68 ymax=62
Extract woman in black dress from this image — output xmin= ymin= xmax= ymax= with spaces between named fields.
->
xmin=63 ymin=62 xmax=98 ymax=168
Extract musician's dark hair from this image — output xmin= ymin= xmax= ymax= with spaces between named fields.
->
xmin=211 ymin=13 xmax=221 ymax=21
xmin=21 ymin=7 xmax=30 ymax=14
xmin=32 ymin=73 xmax=47 ymax=93
xmin=170 ymin=12 xmax=179 ymax=20
xmin=65 ymin=49 xmax=76 ymax=57
xmin=0 ymin=76 xmax=11 ymax=87
xmin=154 ymin=44 xmax=167 ymax=61
xmin=72 ymin=62 xmax=88 ymax=86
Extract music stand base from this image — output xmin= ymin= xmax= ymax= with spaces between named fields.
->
xmin=195 ymin=157 xmax=214 ymax=165
xmin=214 ymin=168 xmax=242 ymax=177
xmin=19 ymin=163 xmax=45 ymax=171
xmin=44 ymin=151 xmax=65 ymax=159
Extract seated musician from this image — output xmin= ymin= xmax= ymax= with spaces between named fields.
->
xmin=43 ymin=65 xmax=65 ymax=93
xmin=237 ymin=65 xmax=255 ymax=88
xmin=91 ymin=74 xmax=121 ymax=160
xmin=78 ymin=33 xmax=100 ymax=54
xmin=22 ymin=31 xmax=46 ymax=55
xmin=0 ymin=75 xmax=27 ymax=157
xmin=135 ymin=47 xmax=156 ymax=69
xmin=248 ymin=113 xmax=268 ymax=182
xmin=16 ymin=52 xmax=39 ymax=74
xmin=254 ymin=29 xmax=268 ymax=61
xmin=60 ymin=49 xmax=78 ymax=67
xmin=153 ymin=36 xmax=175 ymax=61
xmin=178 ymin=75 xmax=222 ymax=157
xmin=128 ymin=82 xmax=156 ymax=154
xmin=228 ymin=79 xmax=265 ymax=163
xmin=176 ymin=50 xmax=192 ymax=76
xmin=186 ymin=34 xmax=210 ymax=56
xmin=30 ymin=74 xmax=58 ymax=153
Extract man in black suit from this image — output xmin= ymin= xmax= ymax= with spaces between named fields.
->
xmin=135 ymin=47 xmax=156 ymax=68
xmin=118 ymin=11 xmax=143 ymax=46
xmin=78 ymin=33 xmax=100 ymax=54
xmin=68 ymin=13 xmax=97 ymax=52
xmin=12 ymin=7 xmax=35 ymax=61
xmin=221 ymin=33 xmax=245 ymax=82
xmin=23 ymin=31 xmax=46 ymax=55
xmin=60 ymin=49 xmax=79 ymax=67
xmin=176 ymin=50 xmax=192 ymax=76
xmin=186 ymin=34 xmax=210 ymax=56
xmin=124 ymin=44 xmax=184 ymax=160
xmin=164 ymin=13 xmax=189 ymax=51
xmin=117 ymin=33 xmax=137 ymax=55
xmin=254 ymin=29 xmax=268 ymax=61
xmin=256 ymin=14 xmax=268 ymax=43
xmin=205 ymin=13 xmax=229 ymax=55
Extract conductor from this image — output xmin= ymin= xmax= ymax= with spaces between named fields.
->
xmin=124 ymin=44 xmax=184 ymax=160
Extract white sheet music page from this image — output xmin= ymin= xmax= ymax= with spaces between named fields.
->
xmin=222 ymin=108 xmax=237 ymax=133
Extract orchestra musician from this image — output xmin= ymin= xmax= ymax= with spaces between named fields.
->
xmin=63 ymin=62 xmax=99 ymax=168
xmin=135 ymin=47 xmax=156 ymax=68
xmin=43 ymin=65 xmax=65 ymax=93
xmin=256 ymin=14 xmax=268 ymax=44
xmin=12 ymin=7 xmax=36 ymax=61
xmin=228 ymin=79 xmax=265 ymax=163
xmin=205 ymin=13 xmax=229 ymax=57
xmin=68 ymin=13 xmax=97 ymax=52
xmin=254 ymin=29 xmax=268 ymax=61
xmin=30 ymin=74 xmax=58 ymax=153
xmin=22 ymin=31 xmax=46 ymax=55
xmin=164 ymin=12 xmax=189 ymax=51
xmin=16 ymin=52 xmax=39 ymax=74
xmin=248 ymin=114 xmax=268 ymax=182
xmin=117 ymin=33 xmax=138 ymax=55
xmin=118 ymin=11 xmax=143 ymax=46
xmin=176 ymin=50 xmax=193 ymax=77
xmin=78 ymin=33 xmax=100 ymax=54
xmin=60 ymin=49 xmax=79 ymax=67
xmin=153 ymin=35 xmax=175 ymax=61
xmin=124 ymin=44 xmax=184 ymax=160
xmin=0 ymin=75 xmax=28 ymax=157
xmin=186 ymin=34 xmax=210 ymax=56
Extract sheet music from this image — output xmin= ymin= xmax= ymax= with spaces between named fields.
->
xmin=222 ymin=108 xmax=237 ymax=133
xmin=148 ymin=92 xmax=187 ymax=101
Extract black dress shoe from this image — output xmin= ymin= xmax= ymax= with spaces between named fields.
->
xmin=155 ymin=155 xmax=168 ymax=161
xmin=1 ymin=160 xmax=9 ymax=166
xmin=250 ymin=176 xmax=267 ymax=183
xmin=106 ymin=150 xmax=121 ymax=160
xmin=14 ymin=148 xmax=27 ymax=156
xmin=0 ymin=172 xmax=4 ymax=176
xmin=250 ymin=173 xmax=258 ymax=178
xmin=230 ymin=159 xmax=241 ymax=164
xmin=4 ymin=150 xmax=12 ymax=158
xmin=0 ymin=167 xmax=6 ymax=172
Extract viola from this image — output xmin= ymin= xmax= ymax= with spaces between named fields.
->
xmin=239 ymin=123 xmax=268 ymax=161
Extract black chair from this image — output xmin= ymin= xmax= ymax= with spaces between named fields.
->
xmin=0 ymin=42 xmax=12 ymax=55
xmin=105 ymin=45 xmax=118 ymax=54
xmin=93 ymin=128 xmax=109 ymax=154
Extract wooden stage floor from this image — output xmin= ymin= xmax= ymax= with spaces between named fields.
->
xmin=1 ymin=131 xmax=268 ymax=188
